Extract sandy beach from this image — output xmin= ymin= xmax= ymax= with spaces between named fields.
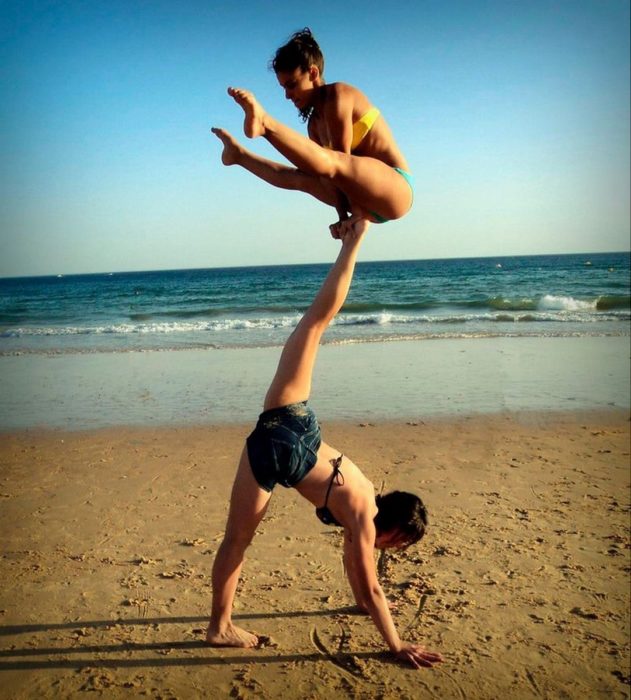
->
xmin=1 ymin=410 xmax=629 ymax=699
xmin=2 ymin=0 xmax=629 ymax=695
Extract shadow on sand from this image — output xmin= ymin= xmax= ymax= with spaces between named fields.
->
xmin=0 ymin=607 xmax=390 ymax=673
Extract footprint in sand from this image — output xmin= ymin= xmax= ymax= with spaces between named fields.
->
xmin=570 ymin=606 xmax=599 ymax=620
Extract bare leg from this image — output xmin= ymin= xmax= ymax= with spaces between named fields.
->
xmin=207 ymin=227 xmax=367 ymax=645
xmin=206 ymin=448 xmax=272 ymax=647
xmin=264 ymin=221 xmax=369 ymax=410
xmin=212 ymin=127 xmax=347 ymax=212
xmin=227 ymin=88 xmax=412 ymax=222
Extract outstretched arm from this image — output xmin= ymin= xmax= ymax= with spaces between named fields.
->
xmin=263 ymin=220 xmax=369 ymax=410
xmin=304 ymin=221 xmax=367 ymax=326
xmin=346 ymin=523 xmax=443 ymax=669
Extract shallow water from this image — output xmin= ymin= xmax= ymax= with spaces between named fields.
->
xmin=1 ymin=335 xmax=628 ymax=430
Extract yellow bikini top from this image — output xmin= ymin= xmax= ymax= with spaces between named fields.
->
xmin=350 ymin=106 xmax=380 ymax=151
xmin=321 ymin=106 xmax=381 ymax=152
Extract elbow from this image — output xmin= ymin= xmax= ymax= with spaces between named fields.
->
xmin=361 ymin=583 xmax=384 ymax=608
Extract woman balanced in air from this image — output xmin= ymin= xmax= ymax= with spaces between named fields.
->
xmin=206 ymin=221 xmax=441 ymax=669
xmin=212 ymin=28 xmax=414 ymax=237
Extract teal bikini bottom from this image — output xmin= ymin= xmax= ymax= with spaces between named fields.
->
xmin=369 ymin=167 xmax=414 ymax=224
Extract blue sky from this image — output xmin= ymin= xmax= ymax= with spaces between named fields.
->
xmin=1 ymin=0 xmax=629 ymax=276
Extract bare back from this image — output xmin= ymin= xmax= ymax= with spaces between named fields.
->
xmin=308 ymin=82 xmax=410 ymax=171
xmin=293 ymin=439 xmax=378 ymax=535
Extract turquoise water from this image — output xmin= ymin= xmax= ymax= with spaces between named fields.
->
xmin=1 ymin=252 xmax=628 ymax=355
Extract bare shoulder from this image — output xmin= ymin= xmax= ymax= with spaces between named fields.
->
xmin=340 ymin=459 xmax=378 ymax=520
xmin=343 ymin=485 xmax=379 ymax=552
xmin=326 ymin=82 xmax=370 ymax=107
xmin=327 ymin=81 xmax=355 ymax=97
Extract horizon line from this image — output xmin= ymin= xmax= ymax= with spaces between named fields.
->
xmin=1 ymin=249 xmax=629 ymax=281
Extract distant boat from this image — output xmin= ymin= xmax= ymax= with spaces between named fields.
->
xmin=495 ymin=263 xmax=502 ymax=269
xmin=584 ymin=261 xmax=592 ymax=266
xmin=56 ymin=274 xmax=63 ymax=278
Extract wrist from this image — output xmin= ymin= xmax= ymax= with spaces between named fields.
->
xmin=386 ymin=633 xmax=402 ymax=654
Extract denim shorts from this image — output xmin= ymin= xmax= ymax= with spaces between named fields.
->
xmin=246 ymin=401 xmax=321 ymax=492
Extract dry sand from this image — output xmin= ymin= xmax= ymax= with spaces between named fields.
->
xmin=1 ymin=410 xmax=629 ymax=699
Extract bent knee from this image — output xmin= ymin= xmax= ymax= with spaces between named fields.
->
xmin=315 ymin=151 xmax=342 ymax=180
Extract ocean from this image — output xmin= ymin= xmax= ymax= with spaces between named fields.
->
xmin=1 ymin=252 xmax=629 ymax=429
xmin=1 ymin=252 xmax=629 ymax=356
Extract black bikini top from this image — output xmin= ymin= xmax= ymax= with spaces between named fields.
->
xmin=315 ymin=455 xmax=344 ymax=527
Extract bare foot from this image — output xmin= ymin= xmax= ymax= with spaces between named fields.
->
xmin=329 ymin=220 xmax=343 ymax=240
xmin=211 ymin=127 xmax=242 ymax=166
xmin=227 ymin=87 xmax=266 ymax=138
xmin=338 ymin=215 xmax=371 ymax=241
xmin=349 ymin=216 xmax=371 ymax=236
xmin=205 ymin=622 xmax=260 ymax=648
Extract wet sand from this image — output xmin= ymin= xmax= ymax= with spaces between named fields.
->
xmin=1 ymin=410 xmax=629 ymax=698
xmin=1 ymin=334 xmax=629 ymax=430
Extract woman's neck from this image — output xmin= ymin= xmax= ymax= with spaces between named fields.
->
xmin=309 ymin=82 xmax=328 ymax=117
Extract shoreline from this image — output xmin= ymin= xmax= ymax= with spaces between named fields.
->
xmin=1 ymin=404 xmax=628 ymax=438
xmin=1 ymin=411 xmax=629 ymax=698
xmin=1 ymin=327 xmax=628 ymax=357
xmin=1 ymin=334 xmax=629 ymax=431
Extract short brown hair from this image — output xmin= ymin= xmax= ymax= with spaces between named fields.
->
xmin=374 ymin=491 xmax=428 ymax=546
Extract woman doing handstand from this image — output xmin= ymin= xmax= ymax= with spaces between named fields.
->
xmin=206 ymin=221 xmax=441 ymax=669
xmin=212 ymin=28 xmax=414 ymax=237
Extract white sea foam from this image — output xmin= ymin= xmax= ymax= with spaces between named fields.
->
xmin=3 ymin=316 xmax=303 ymax=337
xmin=538 ymin=295 xmax=596 ymax=312
xmin=2 ymin=303 xmax=626 ymax=340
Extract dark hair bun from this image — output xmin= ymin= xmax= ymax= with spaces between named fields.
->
xmin=271 ymin=27 xmax=324 ymax=76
